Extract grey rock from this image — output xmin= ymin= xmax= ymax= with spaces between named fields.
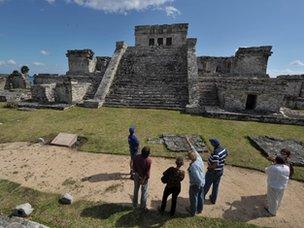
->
xmin=59 ymin=193 xmax=73 ymax=205
xmin=12 ymin=203 xmax=33 ymax=217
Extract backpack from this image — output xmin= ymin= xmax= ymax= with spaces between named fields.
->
xmin=161 ymin=173 xmax=169 ymax=184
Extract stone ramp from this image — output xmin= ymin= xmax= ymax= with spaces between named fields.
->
xmin=104 ymin=46 xmax=189 ymax=110
xmin=83 ymin=42 xmax=128 ymax=108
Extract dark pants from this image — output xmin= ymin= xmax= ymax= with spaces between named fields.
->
xmin=204 ymin=170 xmax=223 ymax=204
xmin=189 ymin=185 xmax=204 ymax=216
xmin=160 ymin=185 xmax=181 ymax=216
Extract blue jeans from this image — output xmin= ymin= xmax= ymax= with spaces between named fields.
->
xmin=204 ymin=170 xmax=223 ymax=203
xmin=132 ymin=173 xmax=148 ymax=209
xmin=189 ymin=185 xmax=204 ymax=215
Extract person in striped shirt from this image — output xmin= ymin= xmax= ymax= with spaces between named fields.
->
xmin=204 ymin=138 xmax=228 ymax=204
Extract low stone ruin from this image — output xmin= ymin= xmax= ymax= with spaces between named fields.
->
xmin=148 ymin=134 xmax=208 ymax=152
xmin=0 ymin=215 xmax=48 ymax=228
xmin=249 ymin=136 xmax=304 ymax=166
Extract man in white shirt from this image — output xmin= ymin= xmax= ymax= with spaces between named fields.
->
xmin=265 ymin=155 xmax=290 ymax=216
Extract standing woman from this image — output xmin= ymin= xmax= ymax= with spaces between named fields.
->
xmin=159 ymin=157 xmax=185 ymax=216
xmin=128 ymin=127 xmax=139 ymax=177
xmin=265 ymin=156 xmax=290 ymax=216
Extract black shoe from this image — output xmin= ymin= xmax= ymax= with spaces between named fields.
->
xmin=209 ymin=196 xmax=216 ymax=204
xmin=185 ymin=207 xmax=195 ymax=216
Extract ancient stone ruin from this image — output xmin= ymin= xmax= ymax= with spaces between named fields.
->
xmin=148 ymin=134 xmax=208 ymax=152
xmin=0 ymin=23 xmax=303 ymax=123
xmin=249 ymin=136 xmax=304 ymax=166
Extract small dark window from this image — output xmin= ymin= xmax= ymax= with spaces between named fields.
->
xmin=245 ymin=94 xmax=257 ymax=110
xmin=157 ymin=38 xmax=163 ymax=46
xmin=149 ymin=38 xmax=155 ymax=46
xmin=166 ymin=37 xmax=172 ymax=46
xmin=216 ymin=66 xmax=221 ymax=73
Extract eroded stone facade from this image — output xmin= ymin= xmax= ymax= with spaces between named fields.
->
xmin=6 ymin=23 xmax=303 ymax=120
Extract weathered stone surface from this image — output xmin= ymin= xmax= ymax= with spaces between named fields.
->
xmin=59 ymin=193 xmax=73 ymax=205
xmin=0 ymin=215 xmax=48 ymax=228
xmin=12 ymin=203 xmax=33 ymax=217
xmin=51 ymin=133 xmax=78 ymax=148
xmin=17 ymin=102 xmax=73 ymax=110
xmin=249 ymin=136 xmax=304 ymax=166
xmin=149 ymin=134 xmax=208 ymax=152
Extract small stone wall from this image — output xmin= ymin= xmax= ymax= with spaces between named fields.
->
xmin=0 ymin=77 xmax=7 ymax=91
xmin=135 ymin=23 xmax=188 ymax=47
xmin=217 ymin=78 xmax=286 ymax=113
xmin=31 ymin=83 xmax=57 ymax=103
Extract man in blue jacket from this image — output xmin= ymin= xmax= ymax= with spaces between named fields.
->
xmin=128 ymin=127 xmax=139 ymax=177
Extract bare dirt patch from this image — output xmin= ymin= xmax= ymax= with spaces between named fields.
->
xmin=0 ymin=142 xmax=303 ymax=227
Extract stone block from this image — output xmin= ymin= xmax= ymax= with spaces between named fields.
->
xmin=249 ymin=136 xmax=304 ymax=166
xmin=59 ymin=193 xmax=73 ymax=205
xmin=51 ymin=133 xmax=78 ymax=147
xmin=83 ymin=99 xmax=103 ymax=108
xmin=12 ymin=203 xmax=33 ymax=217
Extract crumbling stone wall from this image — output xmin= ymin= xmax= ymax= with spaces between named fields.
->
xmin=135 ymin=23 xmax=188 ymax=47
xmin=278 ymin=75 xmax=304 ymax=109
xmin=217 ymin=78 xmax=286 ymax=113
xmin=66 ymin=49 xmax=96 ymax=74
xmin=197 ymin=57 xmax=233 ymax=77
xmin=0 ymin=76 xmax=6 ymax=90
xmin=96 ymin=57 xmax=111 ymax=72
xmin=31 ymin=83 xmax=57 ymax=103
xmin=197 ymin=46 xmax=272 ymax=78
xmin=231 ymin=46 xmax=272 ymax=77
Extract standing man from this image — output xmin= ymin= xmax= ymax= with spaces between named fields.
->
xmin=132 ymin=146 xmax=152 ymax=211
xmin=128 ymin=127 xmax=139 ymax=177
xmin=204 ymin=138 xmax=228 ymax=204
xmin=186 ymin=137 xmax=205 ymax=216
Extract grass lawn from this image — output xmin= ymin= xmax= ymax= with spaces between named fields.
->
xmin=0 ymin=179 xmax=257 ymax=228
xmin=0 ymin=103 xmax=304 ymax=181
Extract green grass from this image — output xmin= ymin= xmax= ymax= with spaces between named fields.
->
xmin=0 ymin=103 xmax=304 ymax=181
xmin=0 ymin=179 xmax=257 ymax=227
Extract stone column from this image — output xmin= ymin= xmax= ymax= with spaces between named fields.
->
xmin=185 ymin=38 xmax=201 ymax=114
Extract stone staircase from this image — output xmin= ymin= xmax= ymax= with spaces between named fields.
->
xmin=104 ymin=46 xmax=189 ymax=110
xmin=198 ymin=79 xmax=219 ymax=106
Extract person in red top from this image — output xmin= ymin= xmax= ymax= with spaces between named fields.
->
xmin=132 ymin=146 xmax=152 ymax=211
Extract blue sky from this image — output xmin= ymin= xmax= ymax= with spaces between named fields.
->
xmin=0 ymin=0 xmax=304 ymax=76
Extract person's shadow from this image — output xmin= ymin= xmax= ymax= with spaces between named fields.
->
xmin=81 ymin=172 xmax=129 ymax=182
xmin=222 ymin=194 xmax=271 ymax=222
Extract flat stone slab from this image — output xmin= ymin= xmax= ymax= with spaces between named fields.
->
xmin=0 ymin=215 xmax=48 ymax=228
xmin=148 ymin=134 xmax=208 ymax=153
xmin=51 ymin=133 xmax=78 ymax=148
xmin=249 ymin=136 xmax=304 ymax=166
xmin=17 ymin=102 xmax=73 ymax=110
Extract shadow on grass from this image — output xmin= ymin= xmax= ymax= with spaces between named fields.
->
xmin=81 ymin=202 xmax=190 ymax=227
xmin=222 ymin=194 xmax=271 ymax=222
xmin=80 ymin=203 xmax=132 ymax=219
xmin=81 ymin=172 xmax=129 ymax=182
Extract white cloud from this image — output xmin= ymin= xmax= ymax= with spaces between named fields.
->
xmin=165 ymin=6 xmax=180 ymax=18
xmin=66 ymin=0 xmax=174 ymax=13
xmin=7 ymin=59 xmax=16 ymax=65
xmin=45 ymin=0 xmax=55 ymax=4
xmin=33 ymin=62 xmax=45 ymax=66
xmin=0 ymin=59 xmax=17 ymax=67
xmin=40 ymin=49 xmax=50 ymax=55
xmin=290 ymin=60 xmax=304 ymax=67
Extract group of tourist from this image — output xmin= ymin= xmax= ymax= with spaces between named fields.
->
xmin=128 ymin=127 xmax=292 ymax=217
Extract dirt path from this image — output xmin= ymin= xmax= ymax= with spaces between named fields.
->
xmin=0 ymin=142 xmax=303 ymax=227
